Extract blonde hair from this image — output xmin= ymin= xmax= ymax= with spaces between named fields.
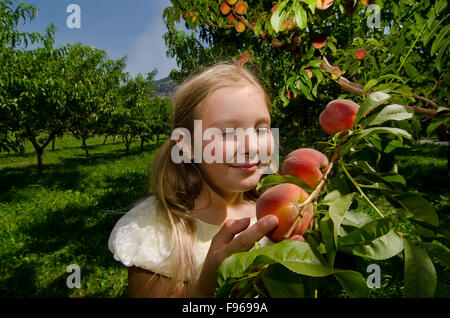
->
xmin=149 ymin=61 xmax=273 ymax=296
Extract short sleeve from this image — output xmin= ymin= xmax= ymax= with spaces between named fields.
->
xmin=108 ymin=195 xmax=173 ymax=277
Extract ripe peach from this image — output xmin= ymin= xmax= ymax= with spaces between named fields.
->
xmin=226 ymin=0 xmax=238 ymax=5
xmin=287 ymin=17 xmax=296 ymax=31
xmin=316 ymin=0 xmax=334 ymax=10
xmin=235 ymin=1 xmax=248 ymax=15
xmin=256 ymin=183 xmax=314 ymax=243
xmin=235 ymin=21 xmax=245 ymax=32
xmin=355 ymin=48 xmax=367 ymax=60
xmin=220 ymin=2 xmax=231 ymax=15
xmin=305 ymin=68 xmax=313 ymax=78
xmin=360 ymin=0 xmax=372 ymax=6
xmin=312 ymin=34 xmax=327 ymax=49
xmin=227 ymin=13 xmax=236 ymax=23
xmin=319 ymin=99 xmax=360 ymax=136
xmin=280 ymin=20 xmax=288 ymax=32
xmin=282 ymin=148 xmax=329 ymax=188
xmin=271 ymin=4 xmax=279 ymax=14
xmin=331 ymin=66 xmax=341 ymax=80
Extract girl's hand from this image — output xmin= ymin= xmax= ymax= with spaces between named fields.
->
xmin=189 ymin=215 xmax=278 ymax=298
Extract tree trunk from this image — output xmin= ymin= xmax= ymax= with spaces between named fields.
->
xmin=37 ymin=147 xmax=44 ymax=176
xmin=103 ymin=135 xmax=108 ymax=145
xmin=114 ymin=135 xmax=118 ymax=142
xmin=51 ymin=136 xmax=56 ymax=151
xmin=140 ymin=136 xmax=145 ymax=151
xmin=157 ymin=134 xmax=160 ymax=145
xmin=82 ymin=137 xmax=92 ymax=164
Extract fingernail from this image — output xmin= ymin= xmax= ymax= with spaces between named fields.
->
xmin=264 ymin=215 xmax=278 ymax=227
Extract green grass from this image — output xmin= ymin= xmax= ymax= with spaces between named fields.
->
xmin=0 ymin=136 xmax=448 ymax=298
xmin=0 ymin=134 xmax=163 ymax=297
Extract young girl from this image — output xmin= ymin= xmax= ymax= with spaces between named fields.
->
xmin=108 ymin=62 xmax=300 ymax=298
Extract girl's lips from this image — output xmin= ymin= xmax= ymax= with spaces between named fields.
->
xmin=229 ymin=163 xmax=258 ymax=172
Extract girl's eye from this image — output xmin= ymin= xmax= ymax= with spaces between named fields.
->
xmin=257 ymin=128 xmax=269 ymax=135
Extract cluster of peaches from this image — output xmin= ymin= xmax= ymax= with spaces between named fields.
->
xmin=219 ymin=0 xmax=248 ymax=32
xmin=256 ymin=99 xmax=360 ymax=242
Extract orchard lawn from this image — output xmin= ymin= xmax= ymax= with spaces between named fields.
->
xmin=0 ymin=134 xmax=448 ymax=298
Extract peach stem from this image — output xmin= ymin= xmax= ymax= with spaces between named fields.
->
xmin=283 ymin=137 xmax=350 ymax=240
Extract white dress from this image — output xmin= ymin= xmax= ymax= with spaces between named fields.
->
xmin=108 ymin=195 xmax=273 ymax=278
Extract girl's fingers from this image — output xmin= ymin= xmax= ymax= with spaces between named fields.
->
xmin=211 ymin=217 xmax=251 ymax=246
xmin=224 ymin=215 xmax=278 ymax=254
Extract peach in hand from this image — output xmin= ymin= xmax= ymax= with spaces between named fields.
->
xmin=319 ymin=99 xmax=360 ymax=136
xmin=281 ymin=148 xmax=329 ymax=188
xmin=256 ymin=183 xmax=314 ymax=243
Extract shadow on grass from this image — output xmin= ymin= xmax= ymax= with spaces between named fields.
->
xmin=0 ymin=143 xmax=159 ymax=195
xmin=0 ymin=171 xmax=151 ymax=297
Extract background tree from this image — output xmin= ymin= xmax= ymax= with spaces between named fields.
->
xmin=63 ymin=43 xmax=127 ymax=164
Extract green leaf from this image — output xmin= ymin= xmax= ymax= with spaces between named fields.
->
xmin=294 ymin=5 xmax=307 ymax=29
xmin=216 ymin=240 xmax=367 ymax=291
xmin=338 ymin=217 xmax=395 ymax=246
xmin=355 ymin=92 xmax=391 ymax=123
xmin=404 ymin=239 xmax=437 ymax=298
xmin=334 ymin=271 xmax=369 ymax=298
xmin=426 ymin=117 xmax=450 ymax=136
xmin=261 ymin=263 xmax=315 ymax=298
xmin=362 ymin=78 xmax=379 ymax=96
xmin=338 ymin=228 xmax=404 ymax=260
xmin=356 ymin=127 xmax=412 ymax=141
xmin=319 ymin=214 xmax=336 ymax=267
xmin=391 ymin=193 xmax=439 ymax=227
xmin=327 ymin=191 xmax=357 ymax=248
xmin=431 ymin=24 xmax=450 ymax=55
xmin=365 ymin=104 xmax=413 ymax=127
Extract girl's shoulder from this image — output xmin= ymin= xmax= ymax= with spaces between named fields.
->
xmin=108 ymin=195 xmax=173 ymax=276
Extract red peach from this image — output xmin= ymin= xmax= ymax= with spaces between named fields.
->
xmin=331 ymin=66 xmax=341 ymax=80
xmin=256 ymin=183 xmax=314 ymax=243
xmin=282 ymin=148 xmax=329 ymax=188
xmin=220 ymin=2 xmax=231 ymax=15
xmin=355 ymin=48 xmax=367 ymax=60
xmin=227 ymin=13 xmax=236 ymax=23
xmin=235 ymin=1 xmax=248 ymax=15
xmin=235 ymin=21 xmax=245 ymax=32
xmin=319 ymin=99 xmax=360 ymax=136
xmin=316 ymin=0 xmax=334 ymax=10
xmin=226 ymin=0 xmax=237 ymax=5
xmin=305 ymin=68 xmax=313 ymax=78
xmin=280 ymin=20 xmax=288 ymax=32
xmin=360 ymin=0 xmax=372 ymax=6
xmin=271 ymin=4 xmax=279 ymax=14
xmin=312 ymin=34 xmax=327 ymax=49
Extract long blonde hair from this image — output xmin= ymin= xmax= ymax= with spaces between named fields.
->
xmin=149 ymin=62 xmax=273 ymax=296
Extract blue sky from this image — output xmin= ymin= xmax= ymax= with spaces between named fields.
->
xmin=18 ymin=0 xmax=181 ymax=80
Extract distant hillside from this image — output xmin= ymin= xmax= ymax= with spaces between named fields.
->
xmin=153 ymin=77 xmax=178 ymax=98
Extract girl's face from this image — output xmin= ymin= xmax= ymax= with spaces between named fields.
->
xmin=196 ymin=85 xmax=274 ymax=195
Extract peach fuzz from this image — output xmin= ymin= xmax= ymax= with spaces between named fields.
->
xmin=281 ymin=148 xmax=329 ymax=188
xmin=256 ymin=183 xmax=314 ymax=243
xmin=319 ymin=99 xmax=360 ymax=136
